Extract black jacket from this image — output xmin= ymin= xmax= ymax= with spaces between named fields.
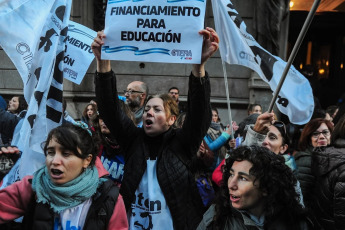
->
xmin=294 ymin=146 xmax=315 ymax=207
xmin=95 ymin=70 xmax=211 ymax=230
xmin=311 ymin=140 xmax=345 ymax=230
xmin=22 ymin=179 xmax=120 ymax=230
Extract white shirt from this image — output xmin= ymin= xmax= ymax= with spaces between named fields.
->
xmin=129 ymin=159 xmax=174 ymax=230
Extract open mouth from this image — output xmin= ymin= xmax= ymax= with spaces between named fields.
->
xmin=230 ymin=195 xmax=240 ymax=202
xmin=145 ymin=119 xmax=153 ymax=127
xmin=51 ymin=169 xmax=63 ymax=176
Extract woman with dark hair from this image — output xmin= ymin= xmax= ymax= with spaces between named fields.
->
xmin=1 ymin=96 xmax=28 ymax=145
xmin=7 ymin=96 xmax=27 ymax=118
xmin=81 ymin=103 xmax=98 ymax=127
xmin=0 ymin=123 xmax=128 ymax=229
xmin=309 ymin=114 xmax=345 ymax=229
xmin=294 ymin=118 xmax=334 ymax=207
xmin=198 ymin=146 xmax=311 ymax=230
xmin=205 ymin=108 xmax=237 ymax=171
xmin=93 ymin=27 xmax=219 ymax=229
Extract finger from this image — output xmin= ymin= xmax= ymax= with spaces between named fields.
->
xmin=97 ymin=30 xmax=106 ymax=39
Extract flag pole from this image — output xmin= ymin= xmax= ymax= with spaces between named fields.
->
xmin=267 ymin=0 xmax=321 ymax=112
xmin=221 ymin=60 xmax=234 ymax=138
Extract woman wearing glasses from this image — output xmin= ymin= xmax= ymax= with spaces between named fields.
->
xmin=310 ymin=114 xmax=345 ymax=229
xmin=294 ymin=118 xmax=333 ymax=209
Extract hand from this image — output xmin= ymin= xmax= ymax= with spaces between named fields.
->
xmin=225 ymin=121 xmax=239 ymax=135
xmin=91 ymin=31 xmax=106 ymax=61
xmin=199 ymin=27 xmax=219 ymax=65
xmin=192 ymin=27 xmax=219 ymax=77
xmin=232 ymin=121 xmax=239 ymax=132
xmin=197 ymin=142 xmax=206 ymax=158
xmin=253 ymin=112 xmax=275 ymax=134
xmin=91 ymin=31 xmax=111 ymax=73
xmin=0 ymin=146 xmax=21 ymax=155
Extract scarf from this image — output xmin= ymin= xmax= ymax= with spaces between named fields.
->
xmin=210 ymin=122 xmax=222 ymax=131
xmin=32 ymin=165 xmax=104 ymax=213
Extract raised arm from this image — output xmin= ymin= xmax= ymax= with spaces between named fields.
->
xmin=180 ymin=27 xmax=219 ymax=154
xmin=92 ymin=31 xmax=138 ymax=154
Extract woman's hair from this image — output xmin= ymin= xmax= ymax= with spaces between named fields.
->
xmin=214 ymin=146 xmax=305 ymax=228
xmin=212 ymin=107 xmax=221 ymax=122
xmin=11 ymin=96 xmax=28 ymax=114
xmin=331 ymin=114 xmax=345 ymax=142
xmin=298 ymin=118 xmax=334 ymax=151
xmin=43 ymin=123 xmax=98 ymax=166
xmin=146 ymin=94 xmax=179 ymax=120
xmin=82 ymin=103 xmax=98 ymax=121
xmin=174 ymin=112 xmax=186 ymax=129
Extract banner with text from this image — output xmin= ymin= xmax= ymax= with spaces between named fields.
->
xmin=102 ymin=0 xmax=206 ymax=64
xmin=64 ymin=21 xmax=96 ymax=85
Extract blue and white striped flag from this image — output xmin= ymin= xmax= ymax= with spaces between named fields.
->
xmin=212 ymin=0 xmax=314 ymax=125
xmin=0 ymin=0 xmax=72 ymax=187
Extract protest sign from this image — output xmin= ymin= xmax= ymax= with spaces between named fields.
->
xmin=102 ymin=0 xmax=206 ymax=64
xmin=64 ymin=21 xmax=97 ymax=85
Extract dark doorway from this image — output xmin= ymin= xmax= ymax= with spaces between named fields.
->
xmin=288 ymin=11 xmax=345 ymax=109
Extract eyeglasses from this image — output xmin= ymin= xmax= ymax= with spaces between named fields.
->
xmin=169 ymin=92 xmax=179 ymax=95
xmin=311 ymin=130 xmax=330 ymax=138
xmin=123 ymin=89 xmax=143 ymax=95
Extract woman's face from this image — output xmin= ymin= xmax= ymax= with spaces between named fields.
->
xmin=45 ymin=137 xmax=92 ymax=185
xmin=310 ymin=123 xmax=331 ymax=147
xmin=262 ymin=126 xmax=287 ymax=155
xmin=212 ymin=110 xmax=219 ymax=123
xmin=228 ymin=160 xmax=266 ymax=217
xmin=8 ymin=96 xmax=19 ymax=113
xmin=143 ymin=98 xmax=175 ymax=137
xmin=86 ymin=105 xmax=94 ymax=119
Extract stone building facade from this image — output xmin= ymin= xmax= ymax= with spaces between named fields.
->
xmin=0 ymin=0 xmax=289 ymax=124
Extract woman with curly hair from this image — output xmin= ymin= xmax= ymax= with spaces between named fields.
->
xmin=198 ymin=146 xmax=312 ymax=230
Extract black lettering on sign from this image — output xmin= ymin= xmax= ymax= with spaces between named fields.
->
xmin=46 ymin=106 xmax=62 ymax=123
xmin=53 ymin=51 xmax=64 ymax=84
xmin=47 ymin=86 xmax=62 ymax=103
xmin=34 ymin=91 xmax=44 ymax=107
xmin=55 ymin=5 xmax=66 ymax=21
xmin=39 ymin=28 xmax=57 ymax=52
xmin=34 ymin=67 xmax=41 ymax=81
xmin=249 ymin=46 xmax=277 ymax=82
xmin=277 ymin=95 xmax=289 ymax=107
xmin=27 ymin=114 xmax=36 ymax=129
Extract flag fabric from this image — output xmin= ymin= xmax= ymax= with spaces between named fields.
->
xmin=0 ymin=0 xmax=72 ymax=187
xmin=212 ymin=0 xmax=314 ymax=125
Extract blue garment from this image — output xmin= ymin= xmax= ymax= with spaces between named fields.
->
xmin=204 ymin=132 xmax=230 ymax=152
xmin=100 ymin=148 xmax=125 ymax=185
xmin=204 ymin=131 xmax=230 ymax=171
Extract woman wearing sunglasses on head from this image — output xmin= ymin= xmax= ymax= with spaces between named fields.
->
xmin=241 ymin=112 xmax=296 ymax=172
xmin=294 ymin=118 xmax=333 ymax=209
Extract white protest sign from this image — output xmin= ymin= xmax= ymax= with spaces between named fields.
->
xmin=102 ymin=0 xmax=206 ymax=64
xmin=63 ymin=21 xmax=97 ymax=84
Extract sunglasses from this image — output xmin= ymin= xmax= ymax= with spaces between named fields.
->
xmin=273 ymin=121 xmax=287 ymax=139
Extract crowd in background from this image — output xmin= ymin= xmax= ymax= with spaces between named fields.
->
xmin=0 ymin=27 xmax=344 ymax=230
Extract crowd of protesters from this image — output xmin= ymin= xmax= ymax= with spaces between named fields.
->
xmin=0 ymin=26 xmax=344 ymax=230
